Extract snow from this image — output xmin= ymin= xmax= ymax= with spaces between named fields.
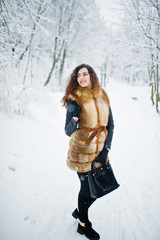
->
xmin=0 ymin=83 xmax=160 ymax=240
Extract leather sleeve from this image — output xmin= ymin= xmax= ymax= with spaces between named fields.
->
xmin=64 ymin=99 xmax=81 ymax=136
xmin=104 ymin=107 xmax=114 ymax=150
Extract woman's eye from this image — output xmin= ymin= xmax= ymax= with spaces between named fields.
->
xmin=77 ymin=73 xmax=88 ymax=78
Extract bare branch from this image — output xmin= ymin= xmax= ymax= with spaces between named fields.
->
xmin=132 ymin=0 xmax=160 ymax=51
xmin=22 ymin=0 xmax=50 ymax=35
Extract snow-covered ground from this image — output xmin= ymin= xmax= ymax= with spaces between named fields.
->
xmin=0 ymin=83 xmax=160 ymax=240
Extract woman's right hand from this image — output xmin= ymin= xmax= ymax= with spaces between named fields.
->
xmin=73 ymin=117 xmax=79 ymax=123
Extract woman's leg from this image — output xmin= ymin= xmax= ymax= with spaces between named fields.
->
xmin=77 ymin=172 xmax=96 ymax=223
xmin=76 ymin=172 xmax=100 ymax=239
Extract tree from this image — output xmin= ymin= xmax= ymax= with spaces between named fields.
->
xmin=131 ymin=0 xmax=160 ymax=112
xmin=43 ymin=0 xmax=107 ymax=87
xmin=110 ymin=0 xmax=160 ymax=112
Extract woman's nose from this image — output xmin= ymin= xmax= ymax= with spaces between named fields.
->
xmin=80 ymin=75 xmax=85 ymax=79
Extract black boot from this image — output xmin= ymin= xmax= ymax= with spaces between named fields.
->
xmin=77 ymin=222 xmax=100 ymax=240
xmin=72 ymin=209 xmax=92 ymax=227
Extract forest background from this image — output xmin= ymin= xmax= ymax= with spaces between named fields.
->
xmin=0 ymin=0 xmax=160 ymax=114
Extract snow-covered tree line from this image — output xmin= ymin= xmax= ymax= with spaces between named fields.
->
xmin=0 ymin=0 xmax=109 ymax=112
xmin=111 ymin=0 xmax=160 ymax=112
xmin=0 ymin=0 xmax=159 ymax=113
xmin=132 ymin=0 xmax=160 ymax=112
xmin=0 ymin=0 xmax=107 ymax=85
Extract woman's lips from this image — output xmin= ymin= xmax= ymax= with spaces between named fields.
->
xmin=80 ymin=80 xmax=86 ymax=84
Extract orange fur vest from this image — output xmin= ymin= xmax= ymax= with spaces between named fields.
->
xmin=67 ymin=86 xmax=110 ymax=173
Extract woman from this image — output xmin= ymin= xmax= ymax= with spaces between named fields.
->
xmin=62 ymin=64 xmax=114 ymax=240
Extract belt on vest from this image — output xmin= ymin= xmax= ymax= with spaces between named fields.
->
xmin=78 ymin=126 xmax=107 ymax=145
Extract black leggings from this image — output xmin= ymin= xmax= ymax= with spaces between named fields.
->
xmin=77 ymin=172 xmax=97 ymax=223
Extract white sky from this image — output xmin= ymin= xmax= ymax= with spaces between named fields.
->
xmin=96 ymin=0 xmax=122 ymax=24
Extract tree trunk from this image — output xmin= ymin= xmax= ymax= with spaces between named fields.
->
xmin=104 ymin=58 xmax=107 ymax=86
xmin=59 ymin=48 xmax=66 ymax=86
xmin=44 ymin=37 xmax=57 ymax=86
xmin=148 ymin=52 xmax=155 ymax=105
xmin=100 ymin=65 xmax=103 ymax=86
xmin=156 ymin=54 xmax=159 ymax=112
xmin=22 ymin=2 xmax=46 ymax=84
xmin=44 ymin=38 xmax=65 ymax=86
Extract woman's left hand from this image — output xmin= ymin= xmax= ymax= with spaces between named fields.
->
xmin=95 ymin=147 xmax=109 ymax=164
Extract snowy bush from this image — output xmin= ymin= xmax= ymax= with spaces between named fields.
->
xmin=15 ymin=86 xmax=59 ymax=123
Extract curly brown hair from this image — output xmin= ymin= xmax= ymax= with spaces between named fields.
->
xmin=61 ymin=64 xmax=100 ymax=107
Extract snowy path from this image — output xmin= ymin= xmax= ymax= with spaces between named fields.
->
xmin=0 ymin=83 xmax=160 ymax=240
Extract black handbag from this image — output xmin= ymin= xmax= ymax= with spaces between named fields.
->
xmin=88 ymin=159 xmax=120 ymax=198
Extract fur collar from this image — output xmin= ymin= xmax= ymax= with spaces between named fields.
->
xmin=69 ymin=85 xmax=109 ymax=107
xmin=75 ymin=85 xmax=100 ymax=97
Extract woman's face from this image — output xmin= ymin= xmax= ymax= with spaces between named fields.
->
xmin=77 ymin=67 xmax=92 ymax=88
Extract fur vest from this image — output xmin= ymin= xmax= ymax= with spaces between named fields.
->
xmin=67 ymin=86 xmax=110 ymax=173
